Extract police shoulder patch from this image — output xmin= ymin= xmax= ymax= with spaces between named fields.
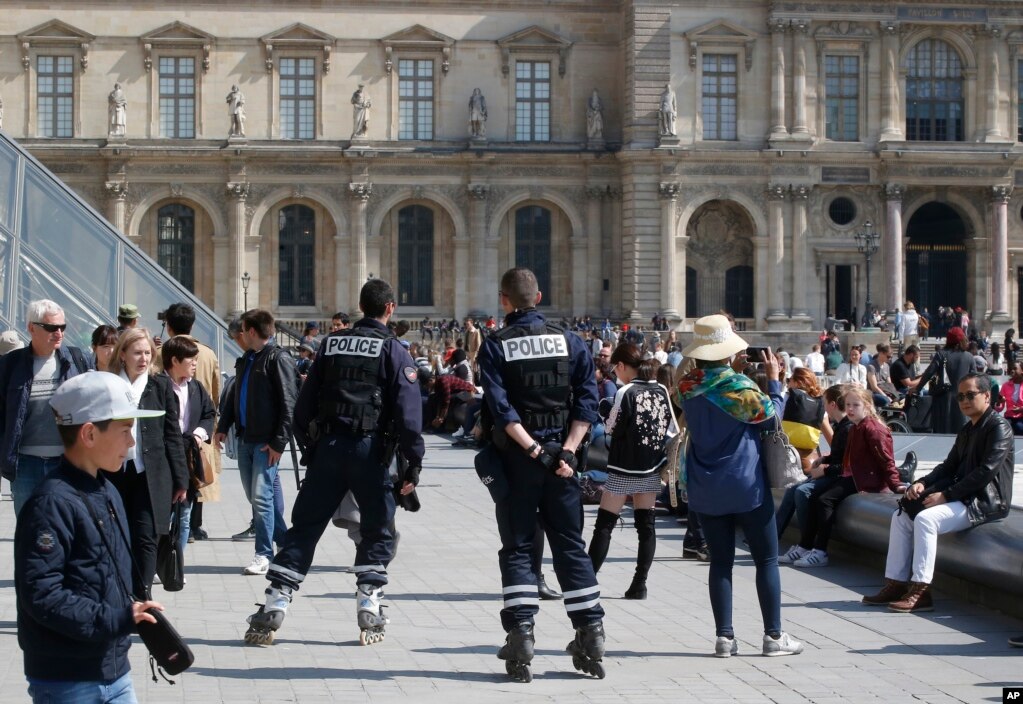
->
xmin=35 ymin=530 xmax=56 ymax=553
xmin=403 ymin=367 xmax=418 ymax=383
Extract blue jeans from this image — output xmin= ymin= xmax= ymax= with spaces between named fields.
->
xmin=176 ymin=498 xmax=193 ymax=554
xmin=27 ymin=672 xmax=136 ymax=703
xmin=775 ymin=478 xmax=825 ymax=537
xmin=698 ymin=491 xmax=782 ymax=638
xmin=13 ymin=455 xmax=62 ymax=517
xmin=237 ymin=441 xmax=288 ymax=559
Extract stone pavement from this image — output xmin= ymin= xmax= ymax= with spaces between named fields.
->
xmin=0 ymin=435 xmax=1019 ymax=703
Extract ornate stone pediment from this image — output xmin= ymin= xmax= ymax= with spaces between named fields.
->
xmin=381 ymin=25 xmax=455 ymax=74
xmin=17 ymin=19 xmax=95 ymax=71
xmin=140 ymin=21 xmax=215 ymax=72
xmin=813 ymin=21 xmax=874 ymax=41
xmin=497 ymin=25 xmax=572 ymax=77
xmin=683 ymin=19 xmax=758 ymax=71
xmin=686 ymin=200 xmax=755 ymax=266
xmin=261 ymin=23 xmax=336 ymax=73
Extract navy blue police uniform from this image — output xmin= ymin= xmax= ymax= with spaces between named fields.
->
xmin=478 ymin=308 xmax=603 ymax=632
xmin=266 ymin=318 xmax=424 ymax=593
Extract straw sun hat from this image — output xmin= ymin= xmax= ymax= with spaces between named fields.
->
xmin=682 ymin=314 xmax=748 ymax=361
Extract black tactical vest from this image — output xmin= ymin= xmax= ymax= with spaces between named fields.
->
xmin=317 ymin=327 xmax=392 ymax=433
xmin=494 ymin=322 xmax=572 ymax=433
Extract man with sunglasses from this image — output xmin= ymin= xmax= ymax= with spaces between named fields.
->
xmin=862 ymin=373 xmax=1014 ymax=613
xmin=0 ymin=300 xmax=91 ymax=516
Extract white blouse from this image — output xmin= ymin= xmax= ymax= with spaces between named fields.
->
xmin=835 ymin=362 xmax=867 ymax=387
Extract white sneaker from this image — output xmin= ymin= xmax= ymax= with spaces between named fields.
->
xmin=762 ymin=632 xmax=804 ymax=657
xmin=778 ymin=545 xmax=810 ymax=564
xmin=793 ymin=549 xmax=829 ymax=568
xmin=243 ymin=555 xmax=270 ymax=575
xmin=452 ymin=427 xmax=465 ymax=438
xmin=714 ymin=636 xmax=738 ymax=658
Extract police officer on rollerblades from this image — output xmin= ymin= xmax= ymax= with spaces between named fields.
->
xmin=479 ymin=267 xmax=606 ymax=682
xmin=244 ymin=278 xmax=424 ymax=646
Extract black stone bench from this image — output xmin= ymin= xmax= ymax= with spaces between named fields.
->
xmin=776 ymin=489 xmax=1023 ymax=618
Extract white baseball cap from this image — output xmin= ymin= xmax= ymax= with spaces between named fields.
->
xmin=50 ymin=372 xmax=165 ymax=426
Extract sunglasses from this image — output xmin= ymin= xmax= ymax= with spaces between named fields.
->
xmin=956 ymin=391 xmax=985 ymax=402
xmin=33 ymin=322 xmax=67 ymax=333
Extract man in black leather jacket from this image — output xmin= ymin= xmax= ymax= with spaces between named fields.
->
xmin=862 ymin=373 xmax=1013 ymax=613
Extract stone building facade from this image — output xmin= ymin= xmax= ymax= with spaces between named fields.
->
xmin=4 ymin=0 xmax=1023 ymax=332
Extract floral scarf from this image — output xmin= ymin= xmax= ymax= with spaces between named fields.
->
xmin=677 ymin=365 xmax=775 ymax=423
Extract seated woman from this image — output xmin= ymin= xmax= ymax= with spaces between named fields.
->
xmin=781 ymin=368 xmax=832 ymax=472
xmin=785 ymin=387 xmax=905 ymax=568
xmin=834 ymin=347 xmax=867 ymax=387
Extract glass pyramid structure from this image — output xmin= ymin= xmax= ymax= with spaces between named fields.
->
xmin=0 ymin=131 xmax=237 ymax=365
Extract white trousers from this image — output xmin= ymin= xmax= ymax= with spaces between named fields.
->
xmin=884 ymin=501 xmax=971 ymax=584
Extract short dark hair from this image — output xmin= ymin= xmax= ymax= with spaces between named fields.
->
xmin=163 ymin=303 xmax=195 ymax=336
xmin=500 ymin=267 xmax=539 ymax=310
xmin=227 ymin=317 xmax=243 ymax=337
xmin=903 ymin=344 xmax=920 ymax=355
xmin=395 ymin=320 xmax=410 ymax=337
xmin=331 ymin=312 xmax=350 ymax=325
xmin=960 ymin=373 xmax=992 ymax=394
xmin=91 ymin=324 xmax=118 ymax=348
xmin=116 ymin=316 xmax=134 ymax=327
xmin=241 ymin=309 xmax=275 ymax=339
xmin=360 ymin=279 xmax=395 ymax=318
xmin=876 ymin=342 xmax=891 ymax=355
xmin=161 ymin=335 xmax=200 ymax=370
xmin=611 ymin=342 xmax=658 ymax=380
xmin=56 ymin=418 xmax=112 ymax=448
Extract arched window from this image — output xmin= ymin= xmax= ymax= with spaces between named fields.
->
xmin=397 ymin=205 xmax=434 ymax=306
xmin=906 ymin=39 xmax=964 ymax=141
xmin=278 ymin=204 xmax=315 ymax=306
xmin=725 ymin=265 xmax=753 ymax=318
xmin=685 ymin=266 xmax=698 ymax=319
xmin=157 ymin=203 xmax=194 ymax=290
xmin=514 ymin=205 xmax=552 ymax=306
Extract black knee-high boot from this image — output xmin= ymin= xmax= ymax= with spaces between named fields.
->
xmin=588 ymin=508 xmax=620 ymax=574
xmin=625 ymin=509 xmax=656 ymax=599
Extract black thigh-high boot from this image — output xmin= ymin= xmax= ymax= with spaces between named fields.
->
xmin=625 ymin=509 xmax=656 ymax=599
xmin=588 ymin=508 xmax=620 ymax=574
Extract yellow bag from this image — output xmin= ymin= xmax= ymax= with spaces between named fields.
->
xmin=781 ymin=420 xmax=821 ymax=452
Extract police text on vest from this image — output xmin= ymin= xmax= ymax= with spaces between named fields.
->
xmin=324 ymin=336 xmax=384 ymax=358
xmin=502 ymin=335 xmax=568 ymax=361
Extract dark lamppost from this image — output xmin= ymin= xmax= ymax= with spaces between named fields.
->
xmin=855 ymin=220 xmax=880 ymax=327
xmin=241 ymin=271 xmax=251 ymax=311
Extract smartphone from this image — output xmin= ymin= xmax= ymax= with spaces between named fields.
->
xmin=746 ymin=346 xmax=770 ymax=360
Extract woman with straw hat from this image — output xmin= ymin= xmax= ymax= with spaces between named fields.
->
xmin=676 ymin=315 xmax=804 ymax=659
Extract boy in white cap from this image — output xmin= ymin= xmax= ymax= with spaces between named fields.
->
xmin=14 ymin=372 xmax=165 ymax=703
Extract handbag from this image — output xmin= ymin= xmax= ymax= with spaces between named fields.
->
xmin=929 ymin=354 xmax=952 ymax=396
xmin=185 ymin=438 xmax=215 ymax=489
xmin=761 ymin=416 xmax=804 ymax=489
xmin=156 ymin=503 xmax=186 ymax=592
xmin=75 ymin=490 xmax=194 ymax=683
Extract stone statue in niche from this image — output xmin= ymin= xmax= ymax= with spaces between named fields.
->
xmin=468 ymin=88 xmax=487 ymax=138
xmin=226 ymin=85 xmax=246 ymax=137
xmin=351 ymin=83 xmax=371 ymax=139
xmin=108 ymin=82 xmax=127 ymax=137
xmin=586 ymin=89 xmax=604 ymax=140
xmin=658 ymin=83 xmax=677 ymax=137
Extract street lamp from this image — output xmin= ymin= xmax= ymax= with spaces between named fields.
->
xmin=241 ymin=271 xmax=251 ymax=311
xmin=855 ymin=220 xmax=880 ymax=327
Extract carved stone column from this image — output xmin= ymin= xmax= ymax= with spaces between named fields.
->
xmin=768 ymin=19 xmax=789 ymax=141
xmin=789 ymin=185 xmax=813 ymax=326
xmin=791 ymin=20 xmax=811 ymax=138
xmin=879 ymin=22 xmax=903 ymax=141
xmin=766 ymin=183 xmax=788 ymax=324
xmin=983 ymin=25 xmax=1004 ymax=141
xmin=659 ymin=183 xmax=681 ymax=319
xmin=585 ymin=186 xmax=605 ymax=316
xmin=467 ymin=184 xmax=489 ymax=315
xmin=348 ymin=183 xmax=372 ymax=307
xmin=883 ymin=183 xmax=905 ymax=316
xmin=105 ymin=181 xmax=128 ymax=233
xmin=990 ymin=185 xmax=1013 ymax=328
xmin=226 ymin=181 xmax=249 ymax=314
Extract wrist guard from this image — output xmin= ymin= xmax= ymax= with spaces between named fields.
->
xmin=557 ymin=449 xmax=579 ymax=471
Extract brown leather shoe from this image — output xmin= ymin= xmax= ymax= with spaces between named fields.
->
xmin=888 ymin=581 xmax=933 ymax=613
xmin=862 ymin=579 xmax=908 ymax=606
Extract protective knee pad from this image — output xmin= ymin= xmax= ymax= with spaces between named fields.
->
xmin=588 ymin=508 xmax=619 ymax=573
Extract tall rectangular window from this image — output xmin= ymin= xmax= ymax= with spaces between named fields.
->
xmin=37 ymin=56 xmax=74 ymax=138
xmin=158 ymin=57 xmax=195 ymax=138
xmin=701 ymin=54 xmax=737 ymax=140
xmin=825 ymin=55 xmax=859 ymax=141
xmin=398 ymin=60 xmax=434 ymax=140
xmin=280 ymin=58 xmax=316 ymax=140
xmin=515 ymin=61 xmax=550 ymax=142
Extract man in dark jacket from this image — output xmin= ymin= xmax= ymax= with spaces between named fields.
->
xmin=214 ymin=309 xmax=298 ymax=576
xmin=863 ymin=373 xmax=1014 ymax=613
xmin=0 ymin=299 xmax=90 ymax=515
xmin=15 ymin=372 xmax=164 ymax=703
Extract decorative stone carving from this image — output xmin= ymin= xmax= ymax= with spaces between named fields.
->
xmin=468 ymin=88 xmax=487 ymax=139
xmin=585 ymin=186 xmax=606 ymax=200
xmin=883 ymin=183 xmax=906 ymax=201
xmin=790 ymin=185 xmax=811 ymax=200
xmin=659 ymin=183 xmax=680 ymax=200
xmin=169 ymin=183 xmax=184 ymax=197
xmin=766 ymin=183 xmax=788 ymax=201
xmin=351 ymin=84 xmax=371 ymax=139
xmin=348 ymin=183 xmax=373 ymax=201
xmin=226 ymin=85 xmax=246 ymax=138
xmin=468 ymin=184 xmax=490 ymax=200
xmin=686 ymin=200 xmax=754 ymax=268
xmin=108 ymin=83 xmax=127 ymax=137
xmin=226 ymin=181 xmax=250 ymax=200
xmin=586 ymin=89 xmax=604 ymax=140
xmin=991 ymin=185 xmax=1013 ymax=203
xmin=105 ymin=181 xmax=129 ymax=200
xmin=658 ymin=84 xmax=677 ymax=137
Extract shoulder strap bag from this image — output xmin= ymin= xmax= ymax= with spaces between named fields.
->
xmin=761 ymin=415 xmax=804 ymax=489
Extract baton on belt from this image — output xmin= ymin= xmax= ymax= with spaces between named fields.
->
xmin=289 ymin=432 xmax=302 ymax=490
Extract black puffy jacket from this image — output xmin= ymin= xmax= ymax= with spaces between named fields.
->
xmin=217 ymin=341 xmax=298 ymax=453
xmin=920 ymin=407 xmax=1014 ymax=526
xmin=14 ymin=460 xmax=136 ymax=682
